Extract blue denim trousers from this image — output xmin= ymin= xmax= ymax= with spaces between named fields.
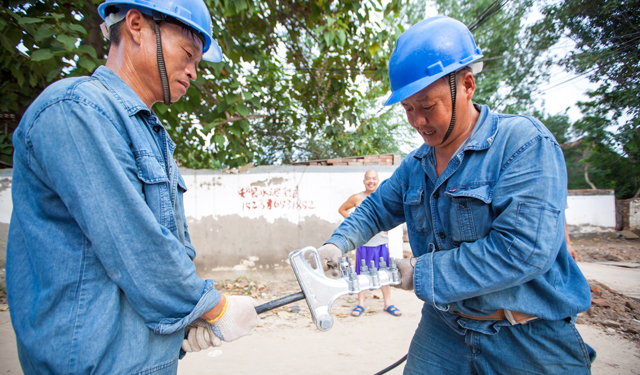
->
xmin=404 ymin=304 xmax=594 ymax=375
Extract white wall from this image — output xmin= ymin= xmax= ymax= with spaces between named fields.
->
xmin=566 ymin=193 xmax=617 ymax=232
xmin=180 ymin=165 xmax=404 ymax=264
xmin=0 ymin=170 xmax=621 ymax=271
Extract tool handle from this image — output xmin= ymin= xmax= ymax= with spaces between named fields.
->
xmin=255 ymin=291 xmax=305 ymax=314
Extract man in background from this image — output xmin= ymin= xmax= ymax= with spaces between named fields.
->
xmin=338 ymin=170 xmax=401 ymax=317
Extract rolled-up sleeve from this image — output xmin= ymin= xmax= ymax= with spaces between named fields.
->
xmin=414 ymin=134 xmax=566 ymax=306
xmin=26 ymin=100 xmax=218 ymax=333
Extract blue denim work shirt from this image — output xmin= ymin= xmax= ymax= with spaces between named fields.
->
xmin=7 ymin=66 xmax=220 ymax=374
xmin=328 ymin=105 xmax=591 ymax=335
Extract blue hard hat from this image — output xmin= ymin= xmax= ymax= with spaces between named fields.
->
xmin=98 ymin=0 xmax=222 ymax=62
xmin=385 ymin=16 xmax=483 ymax=106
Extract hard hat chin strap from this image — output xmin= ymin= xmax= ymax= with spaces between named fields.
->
xmin=441 ymin=71 xmax=457 ymax=145
xmin=154 ymin=22 xmax=172 ymax=106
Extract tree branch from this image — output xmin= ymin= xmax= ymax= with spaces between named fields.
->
xmin=584 ymin=163 xmax=597 ymax=190
xmin=214 ymin=114 xmax=267 ymax=127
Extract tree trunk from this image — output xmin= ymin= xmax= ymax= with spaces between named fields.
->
xmin=584 ymin=163 xmax=597 ymax=190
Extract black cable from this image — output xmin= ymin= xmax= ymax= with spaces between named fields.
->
xmin=374 ymin=354 xmax=408 ymax=375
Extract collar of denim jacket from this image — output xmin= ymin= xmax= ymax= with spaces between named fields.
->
xmin=92 ymin=66 xmax=151 ymax=117
xmin=412 ymin=104 xmax=497 ymax=161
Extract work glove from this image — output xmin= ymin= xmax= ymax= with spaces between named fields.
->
xmin=309 ymin=243 xmax=342 ymax=277
xmin=209 ymin=295 xmax=260 ymax=342
xmin=182 ymin=319 xmax=222 ymax=353
xmin=393 ymin=257 xmax=415 ymax=290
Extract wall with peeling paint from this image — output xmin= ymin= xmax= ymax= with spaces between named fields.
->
xmin=178 ymin=165 xmax=403 ymax=278
xmin=0 ymin=167 xmax=404 ymax=278
xmin=0 ymin=168 xmax=617 ymax=278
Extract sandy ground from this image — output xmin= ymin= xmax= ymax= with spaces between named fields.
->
xmin=1 ymin=238 xmax=640 ymax=374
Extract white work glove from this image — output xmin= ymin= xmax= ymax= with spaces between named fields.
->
xmin=309 ymin=243 xmax=342 ymax=277
xmin=210 ymin=295 xmax=260 ymax=342
xmin=393 ymin=257 xmax=415 ymax=290
xmin=182 ymin=319 xmax=222 ymax=353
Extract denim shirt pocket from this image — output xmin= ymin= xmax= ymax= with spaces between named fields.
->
xmin=404 ymin=188 xmax=430 ymax=235
xmin=444 ymin=184 xmax=492 ymax=245
xmin=510 ymin=203 xmax=561 ymax=269
xmin=135 ymin=151 xmax=172 ymax=228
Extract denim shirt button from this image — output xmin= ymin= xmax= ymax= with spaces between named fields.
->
xmin=153 ymin=125 xmax=161 ymax=133
xmin=439 ymin=232 xmax=446 ymax=239
xmin=433 ymin=191 xmax=439 ymax=199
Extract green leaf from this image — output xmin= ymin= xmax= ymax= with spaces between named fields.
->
xmin=30 ymin=49 xmax=54 ymax=62
xmin=57 ymin=35 xmax=77 ymax=51
xmin=214 ymin=135 xmax=225 ymax=146
xmin=239 ymin=120 xmax=249 ymax=132
xmin=323 ymin=32 xmax=334 ymax=46
xmin=35 ymin=28 xmax=56 ymax=42
xmin=68 ymin=24 xmax=87 ymax=35
xmin=77 ymin=57 xmax=97 ymax=72
xmin=46 ymin=65 xmax=63 ymax=82
xmin=225 ymin=93 xmax=238 ymax=105
xmin=77 ymin=45 xmax=97 ymax=59
xmin=10 ymin=66 xmax=24 ymax=87
xmin=0 ymin=33 xmax=16 ymax=54
xmin=18 ymin=17 xmax=44 ymax=25
xmin=368 ymin=42 xmax=380 ymax=56
xmin=236 ymin=103 xmax=249 ymax=118
xmin=229 ymin=124 xmax=242 ymax=138
xmin=338 ymin=29 xmax=346 ymax=46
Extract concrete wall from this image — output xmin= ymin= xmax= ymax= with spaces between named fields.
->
xmin=0 ymin=170 xmax=621 ymax=276
xmin=180 ymin=166 xmax=403 ymax=278
xmin=0 ymin=167 xmax=404 ymax=278
xmin=566 ymin=190 xmax=617 ymax=233
xmin=629 ymin=199 xmax=640 ymax=231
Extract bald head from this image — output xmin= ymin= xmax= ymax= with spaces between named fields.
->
xmin=363 ymin=170 xmax=380 ymax=193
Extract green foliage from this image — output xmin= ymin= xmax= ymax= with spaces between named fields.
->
xmin=0 ymin=0 xmax=106 ymax=166
xmin=536 ymin=0 xmax=640 ymax=199
xmin=156 ymin=0 xmax=411 ymax=168
xmin=1 ymin=0 xmax=412 ymax=169
xmin=435 ymin=0 xmax=556 ymax=115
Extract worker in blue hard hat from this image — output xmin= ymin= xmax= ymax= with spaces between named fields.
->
xmin=6 ymin=1 xmax=259 ymax=373
xmin=316 ymin=16 xmax=595 ymax=373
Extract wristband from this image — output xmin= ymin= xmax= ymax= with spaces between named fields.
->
xmin=206 ymin=294 xmax=229 ymax=324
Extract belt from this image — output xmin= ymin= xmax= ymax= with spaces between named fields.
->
xmin=457 ymin=309 xmax=537 ymax=325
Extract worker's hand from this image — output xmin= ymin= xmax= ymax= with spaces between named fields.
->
xmin=310 ymin=243 xmax=342 ymax=276
xmin=210 ymin=296 xmax=260 ymax=342
xmin=567 ymin=243 xmax=578 ymax=261
xmin=393 ymin=257 xmax=415 ymax=290
xmin=182 ymin=319 xmax=222 ymax=352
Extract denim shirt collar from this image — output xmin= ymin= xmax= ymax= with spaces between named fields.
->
xmin=92 ymin=66 xmax=151 ymax=117
xmin=413 ymin=104 xmax=497 ymax=161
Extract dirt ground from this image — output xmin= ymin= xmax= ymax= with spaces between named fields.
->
xmin=1 ymin=237 xmax=640 ymax=374
xmin=570 ymin=237 xmax=640 ymax=345
xmin=572 ymin=236 xmax=640 ymax=263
